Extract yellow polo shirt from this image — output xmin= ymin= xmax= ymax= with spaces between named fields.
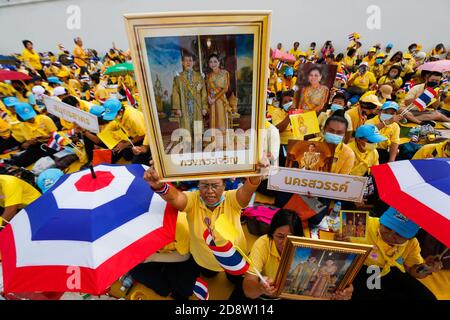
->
xmin=413 ymin=140 xmax=450 ymax=159
xmin=310 ymin=137 xmax=355 ymax=175
xmin=73 ymin=45 xmax=87 ymax=67
xmin=267 ymin=105 xmax=293 ymax=145
xmin=102 ymin=106 xmax=145 ymax=139
xmin=345 ymin=106 xmax=365 ymax=131
xmin=351 ymin=217 xmax=423 ymax=276
xmin=348 ymin=71 xmax=377 ymax=91
xmin=317 ymin=110 xmax=353 ymax=132
xmin=343 ymin=56 xmax=356 ymax=69
xmin=183 ymin=189 xmax=247 ymax=271
xmin=378 ymin=76 xmax=403 ymax=90
xmin=249 ymin=234 xmax=281 ymax=280
xmin=366 ymin=116 xmax=400 ymax=150
xmin=158 ymin=211 xmax=190 ymax=255
xmin=21 ymin=49 xmax=42 ymax=71
xmin=0 ymin=117 xmax=10 ymax=139
xmin=0 ymin=175 xmax=41 ymax=208
xmin=21 ymin=115 xmax=57 ymax=140
xmin=348 ymin=140 xmax=379 ymax=176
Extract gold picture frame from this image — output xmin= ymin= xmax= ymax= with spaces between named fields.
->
xmin=274 ymin=236 xmax=372 ymax=300
xmin=124 ymin=11 xmax=271 ymax=181
xmin=340 ymin=210 xmax=370 ymax=240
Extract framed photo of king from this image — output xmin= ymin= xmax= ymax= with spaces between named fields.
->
xmin=124 ymin=11 xmax=271 ymax=181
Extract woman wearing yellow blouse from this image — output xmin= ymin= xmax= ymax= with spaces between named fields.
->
xmin=207 ymin=54 xmax=230 ymax=132
xmin=21 ymin=40 xmax=46 ymax=80
xmin=348 ymin=124 xmax=386 ymax=176
xmin=339 ymin=207 xmax=441 ymax=300
xmin=298 ymin=67 xmax=329 ymax=113
xmin=237 ymin=210 xmax=352 ymax=300
xmin=343 ymin=48 xmax=357 ymax=73
xmin=378 ymin=65 xmax=403 ymax=91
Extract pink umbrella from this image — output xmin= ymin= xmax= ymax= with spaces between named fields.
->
xmin=418 ymin=60 xmax=450 ymax=73
xmin=0 ymin=70 xmax=32 ymax=81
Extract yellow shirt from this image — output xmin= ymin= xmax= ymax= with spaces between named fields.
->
xmin=73 ymin=45 xmax=87 ymax=67
xmin=289 ymin=48 xmax=302 ymax=60
xmin=348 ymin=71 xmax=377 ymax=91
xmin=351 ymin=217 xmax=424 ymax=276
xmin=21 ymin=115 xmax=57 ymax=140
xmin=95 ymin=84 xmax=109 ymax=102
xmin=0 ymin=175 xmax=41 ymax=208
xmin=413 ymin=140 xmax=450 ymax=159
xmin=362 ymin=55 xmax=376 ymax=67
xmin=102 ymin=106 xmax=146 ymax=139
xmin=21 ymin=49 xmax=42 ymax=71
xmin=158 ymin=211 xmax=190 ymax=255
xmin=311 ymin=137 xmax=355 ymax=175
xmin=345 ymin=106 xmax=365 ymax=131
xmin=317 ymin=110 xmax=353 ymax=132
xmin=343 ymin=55 xmax=356 ymax=69
xmin=267 ymin=105 xmax=293 ymax=145
xmin=0 ymin=117 xmax=10 ymax=139
xmin=183 ymin=189 xmax=247 ymax=271
xmin=306 ymin=48 xmax=319 ymax=61
xmin=348 ymin=140 xmax=379 ymax=176
xmin=249 ymin=234 xmax=281 ymax=279
xmin=366 ymin=116 xmax=400 ymax=150
xmin=378 ymin=76 xmax=403 ymax=91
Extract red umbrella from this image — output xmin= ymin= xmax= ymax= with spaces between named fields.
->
xmin=0 ymin=70 xmax=32 ymax=81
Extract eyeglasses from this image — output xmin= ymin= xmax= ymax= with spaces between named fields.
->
xmin=198 ymin=183 xmax=224 ymax=191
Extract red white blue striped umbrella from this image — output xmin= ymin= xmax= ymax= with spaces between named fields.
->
xmin=0 ymin=164 xmax=177 ymax=295
xmin=371 ymin=158 xmax=450 ymax=247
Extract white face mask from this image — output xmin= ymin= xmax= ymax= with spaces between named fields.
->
xmin=267 ymin=98 xmax=273 ymax=105
xmin=364 ymin=142 xmax=377 ymax=152
xmin=380 ymin=113 xmax=393 ymax=122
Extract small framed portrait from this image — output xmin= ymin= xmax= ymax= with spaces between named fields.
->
xmin=124 ymin=11 xmax=271 ymax=181
xmin=340 ymin=210 xmax=369 ymax=240
xmin=294 ymin=63 xmax=337 ymax=112
xmin=285 ymin=140 xmax=336 ymax=172
xmin=274 ymin=237 xmax=372 ymax=300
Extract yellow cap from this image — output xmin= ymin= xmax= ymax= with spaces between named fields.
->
xmin=403 ymin=53 xmax=413 ymax=60
xmin=360 ymin=94 xmax=382 ymax=107
xmin=376 ymin=53 xmax=386 ymax=58
xmin=368 ymin=47 xmax=377 ymax=53
xmin=299 ymin=51 xmax=307 ymax=57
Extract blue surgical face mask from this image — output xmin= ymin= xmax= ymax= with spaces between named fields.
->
xmin=283 ymin=101 xmax=293 ymax=111
xmin=380 ymin=113 xmax=393 ymax=122
xmin=324 ymin=132 xmax=344 ymax=145
xmin=330 ymin=104 xmax=344 ymax=112
xmin=200 ymin=194 xmax=225 ymax=207
xmin=375 ymin=58 xmax=383 ymax=65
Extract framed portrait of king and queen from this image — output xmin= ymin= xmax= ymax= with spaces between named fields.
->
xmin=124 ymin=11 xmax=271 ymax=181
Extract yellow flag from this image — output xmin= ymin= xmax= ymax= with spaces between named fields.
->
xmin=214 ymin=214 xmax=239 ymax=243
xmin=97 ymin=128 xmax=128 ymax=149
xmin=290 ymin=111 xmax=320 ymax=139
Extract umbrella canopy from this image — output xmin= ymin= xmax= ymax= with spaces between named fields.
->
xmin=104 ymin=62 xmax=134 ymax=76
xmin=0 ymin=164 xmax=178 ymax=295
xmin=371 ymin=158 xmax=450 ymax=247
xmin=0 ymin=55 xmax=18 ymax=65
xmin=418 ymin=60 xmax=450 ymax=73
xmin=0 ymin=70 xmax=32 ymax=81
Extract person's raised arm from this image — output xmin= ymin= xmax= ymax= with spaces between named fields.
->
xmin=236 ymin=160 xmax=269 ymax=208
xmin=144 ymin=160 xmax=188 ymax=211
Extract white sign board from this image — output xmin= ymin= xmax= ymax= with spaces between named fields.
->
xmin=43 ymin=95 xmax=99 ymax=133
xmin=267 ymin=166 xmax=368 ymax=203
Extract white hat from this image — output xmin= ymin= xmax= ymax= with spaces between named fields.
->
xmin=415 ymin=52 xmax=426 ymax=60
xmin=32 ymin=85 xmax=45 ymax=95
xmin=53 ymin=86 xmax=67 ymax=96
xmin=359 ymin=62 xmax=369 ymax=68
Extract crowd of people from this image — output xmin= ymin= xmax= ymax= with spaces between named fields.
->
xmin=0 ymin=34 xmax=449 ymax=300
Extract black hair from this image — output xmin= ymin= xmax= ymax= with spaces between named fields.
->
xmin=360 ymin=101 xmax=378 ymax=109
xmin=324 ymin=112 xmax=348 ymax=130
xmin=435 ymin=43 xmax=445 ymax=51
xmin=277 ymin=90 xmax=294 ymax=108
xmin=390 ymin=51 xmax=403 ymax=61
xmin=62 ymin=95 xmax=79 ymax=107
xmin=332 ymin=91 xmax=347 ymax=104
xmin=326 ymin=53 xmax=335 ymax=60
xmin=182 ymin=51 xmax=195 ymax=60
xmin=22 ymin=40 xmax=32 ymax=48
xmin=268 ymin=209 xmax=303 ymax=239
xmin=208 ymin=53 xmax=219 ymax=61
xmin=335 ymin=53 xmax=344 ymax=61
xmin=356 ymin=41 xmax=362 ymax=47
xmin=408 ymin=43 xmax=417 ymax=51
xmin=310 ymin=42 xmax=316 ymax=47
xmin=308 ymin=66 xmax=323 ymax=76
xmin=90 ymin=72 xmax=100 ymax=84
xmin=294 ymin=41 xmax=300 ymax=46
xmin=428 ymin=71 xmax=443 ymax=78
xmin=388 ymin=65 xmax=402 ymax=77
xmin=347 ymin=48 xmax=356 ymax=57
xmin=267 ymin=92 xmax=276 ymax=98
